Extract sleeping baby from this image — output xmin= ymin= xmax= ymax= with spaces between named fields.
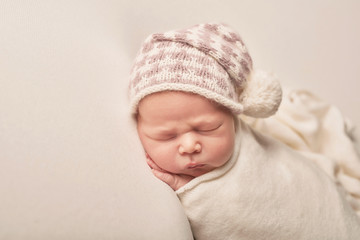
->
xmin=129 ymin=23 xmax=360 ymax=240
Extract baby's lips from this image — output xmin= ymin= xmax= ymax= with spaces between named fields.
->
xmin=187 ymin=163 xmax=205 ymax=169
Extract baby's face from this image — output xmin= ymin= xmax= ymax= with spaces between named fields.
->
xmin=137 ymin=91 xmax=236 ymax=177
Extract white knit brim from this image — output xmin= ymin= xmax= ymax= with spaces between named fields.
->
xmin=130 ymin=83 xmax=244 ymax=115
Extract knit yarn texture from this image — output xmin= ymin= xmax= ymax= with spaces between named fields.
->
xmin=129 ymin=23 xmax=282 ymax=117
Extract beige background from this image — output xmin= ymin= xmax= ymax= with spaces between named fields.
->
xmin=0 ymin=0 xmax=359 ymax=238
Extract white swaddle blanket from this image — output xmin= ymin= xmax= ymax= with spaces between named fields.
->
xmin=243 ymin=89 xmax=360 ymax=216
xmin=176 ymin=90 xmax=360 ymax=240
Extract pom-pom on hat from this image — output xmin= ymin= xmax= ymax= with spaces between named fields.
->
xmin=129 ymin=23 xmax=282 ymax=118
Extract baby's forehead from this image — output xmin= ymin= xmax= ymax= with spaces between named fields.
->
xmin=136 ymin=91 xmax=235 ymax=126
xmin=138 ymin=91 xmax=230 ymax=112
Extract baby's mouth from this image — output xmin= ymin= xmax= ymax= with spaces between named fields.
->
xmin=187 ymin=163 xmax=205 ymax=169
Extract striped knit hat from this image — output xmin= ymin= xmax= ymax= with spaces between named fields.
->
xmin=129 ymin=23 xmax=282 ymax=118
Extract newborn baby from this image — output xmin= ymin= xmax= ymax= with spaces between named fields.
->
xmin=129 ymin=23 xmax=360 ymax=240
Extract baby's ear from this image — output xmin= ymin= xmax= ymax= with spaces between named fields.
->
xmin=239 ymin=70 xmax=282 ymax=118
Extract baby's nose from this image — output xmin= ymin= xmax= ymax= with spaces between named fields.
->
xmin=178 ymin=133 xmax=201 ymax=154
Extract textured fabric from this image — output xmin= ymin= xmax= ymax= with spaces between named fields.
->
xmin=242 ymin=89 xmax=360 ymax=217
xmin=129 ymin=23 xmax=282 ymax=117
xmin=176 ymin=120 xmax=360 ymax=240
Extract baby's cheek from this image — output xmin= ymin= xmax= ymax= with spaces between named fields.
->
xmin=211 ymin=138 xmax=234 ymax=165
xmin=140 ymin=141 xmax=161 ymax=164
xmin=149 ymin=144 xmax=176 ymax=170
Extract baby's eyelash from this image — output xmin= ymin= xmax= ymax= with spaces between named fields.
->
xmin=146 ymin=133 xmax=176 ymax=141
xmin=164 ymin=135 xmax=177 ymax=140
xmin=197 ymin=124 xmax=222 ymax=132
xmin=157 ymin=134 xmax=177 ymax=141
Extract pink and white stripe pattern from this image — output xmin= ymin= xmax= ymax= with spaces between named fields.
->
xmin=129 ymin=23 xmax=253 ymax=114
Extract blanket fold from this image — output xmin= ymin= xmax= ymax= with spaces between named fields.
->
xmin=242 ymin=89 xmax=360 ymax=216
xmin=176 ymin=90 xmax=360 ymax=240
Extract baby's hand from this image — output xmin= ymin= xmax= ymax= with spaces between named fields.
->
xmin=146 ymin=154 xmax=194 ymax=191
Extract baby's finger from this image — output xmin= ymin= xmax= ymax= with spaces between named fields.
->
xmin=152 ymin=169 xmax=176 ymax=190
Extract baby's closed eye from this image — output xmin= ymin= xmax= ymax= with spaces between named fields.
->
xmin=196 ymin=123 xmax=223 ymax=133
xmin=148 ymin=133 xmax=177 ymax=141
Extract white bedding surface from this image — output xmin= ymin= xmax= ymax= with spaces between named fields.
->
xmin=0 ymin=1 xmax=193 ymax=239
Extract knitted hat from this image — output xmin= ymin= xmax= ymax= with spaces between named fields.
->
xmin=129 ymin=23 xmax=282 ymax=118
